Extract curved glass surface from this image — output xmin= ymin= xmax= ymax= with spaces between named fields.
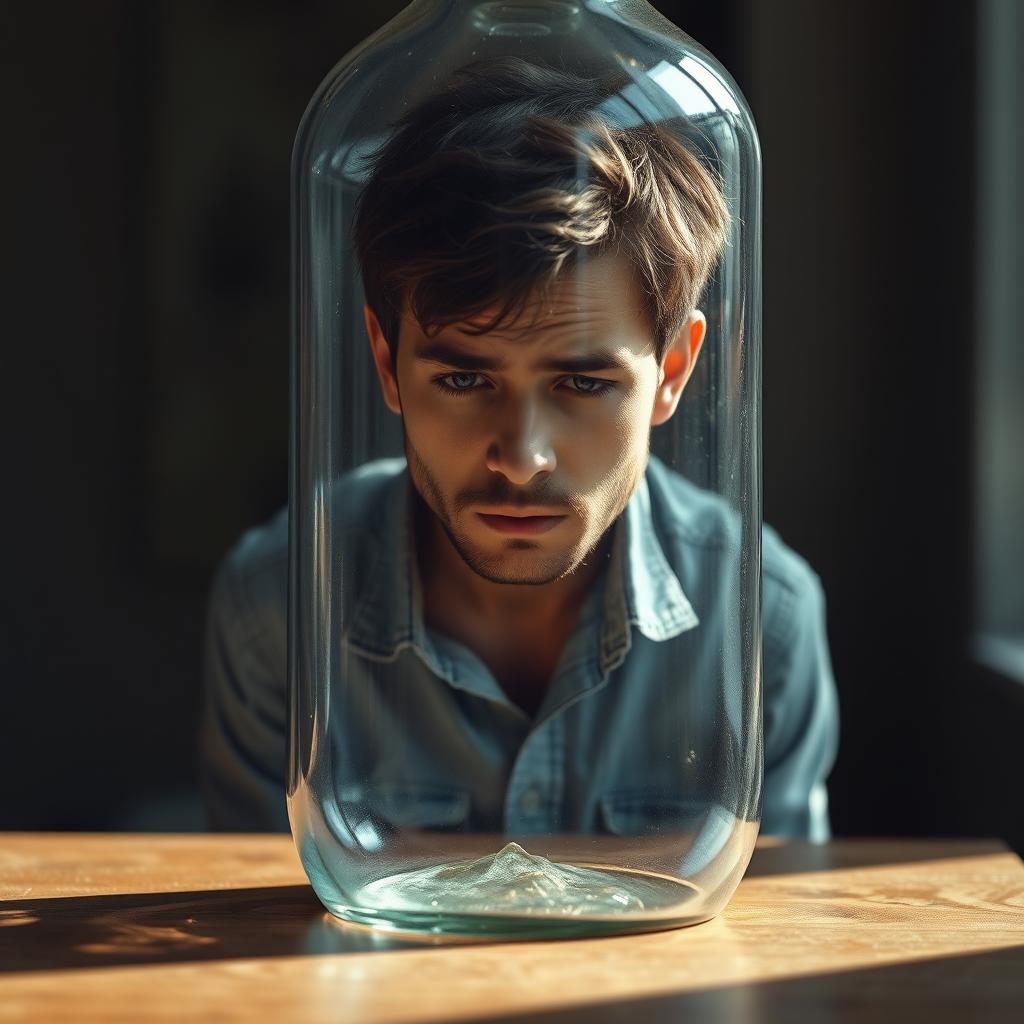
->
xmin=289 ymin=0 xmax=762 ymax=939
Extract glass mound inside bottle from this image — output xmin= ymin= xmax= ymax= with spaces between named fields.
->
xmin=347 ymin=842 xmax=703 ymax=937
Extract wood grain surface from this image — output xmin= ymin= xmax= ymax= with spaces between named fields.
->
xmin=0 ymin=834 xmax=1022 ymax=1022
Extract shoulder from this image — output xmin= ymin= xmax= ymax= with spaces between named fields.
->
xmin=643 ymin=453 xmax=742 ymax=550
xmin=643 ymin=454 xmax=824 ymax=644
xmin=212 ymin=457 xmax=407 ymax=637
xmin=761 ymin=523 xmax=826 ymax=655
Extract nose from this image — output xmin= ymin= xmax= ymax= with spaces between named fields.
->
xmin=484 ymin=396 xmax=556 ymax=485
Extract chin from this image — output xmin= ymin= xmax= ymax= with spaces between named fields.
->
xmin=463 ymin=544 xmax=579 ymax=586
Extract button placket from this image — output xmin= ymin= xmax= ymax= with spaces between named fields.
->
xmin=518 ymin=786 xmax=542 ymax=815
xmin=504 ymin=731 xmax=551 ymax=834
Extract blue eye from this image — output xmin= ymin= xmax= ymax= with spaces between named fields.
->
xmin=564 ymin=375 xmax=613 ymax=396
xmin=431 ymin=373 xmax=614 ymax=398
xmin=433 ymin=372 xmax=486 ymax=395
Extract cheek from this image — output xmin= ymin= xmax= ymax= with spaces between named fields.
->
xmin=402 ymin=402 xmax=482 ymax=479
xmin=402 ymin=389 xmax=462 ymax=441
xmin=607 ymin=388 xmax=653 ymax=447
xmin=565 ymin=401 xmax=648 ymax=482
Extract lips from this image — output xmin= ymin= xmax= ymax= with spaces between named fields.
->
xmin=476 ymin=513 xmax=566 ymax=536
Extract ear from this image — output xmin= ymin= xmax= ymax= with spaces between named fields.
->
xmin=364 ymin=303 xmax=402 ymax=416
xmin=650 ymin=310 xmax=706 ymax=427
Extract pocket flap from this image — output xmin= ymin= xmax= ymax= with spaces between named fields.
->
xmin=340 ymin=781 xmax=471 ymax=829
xmin=600 ymin=790 xmax=706 ymax=835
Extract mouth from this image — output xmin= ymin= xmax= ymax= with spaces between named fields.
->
xmin=476 ymin=513 xmax=567 ymax=536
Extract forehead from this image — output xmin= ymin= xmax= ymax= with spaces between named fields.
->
xmin=402 ymin=253 xmax=656 ymax=362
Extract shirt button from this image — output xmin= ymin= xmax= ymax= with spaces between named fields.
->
xmin=518 ymin=788 xmax=542 ymax=815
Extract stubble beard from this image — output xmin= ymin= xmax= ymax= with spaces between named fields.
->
xmin=402 ymin=431 xmax=647 ymax=587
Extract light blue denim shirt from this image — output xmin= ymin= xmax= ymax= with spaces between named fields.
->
xmin=200 ymin=454 xmax=839 ymax=841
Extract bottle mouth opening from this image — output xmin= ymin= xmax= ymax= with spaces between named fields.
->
xmin=471 ymin=1 xmax=583 ymax=37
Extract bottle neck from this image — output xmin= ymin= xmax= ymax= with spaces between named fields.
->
xmin=437 ymin=0 xmax=597 ymax=37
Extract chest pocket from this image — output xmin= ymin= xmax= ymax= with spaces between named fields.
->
xmin=340 ymin=781 xmax=472 ymax=831
xmin=600 ymin=792 xmax=740 ymax=875
xmin=600 ymin=791 xmax=706 ymax=835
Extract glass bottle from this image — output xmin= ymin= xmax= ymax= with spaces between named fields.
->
xmin=289 ymin=0 xmax=762 ymax=939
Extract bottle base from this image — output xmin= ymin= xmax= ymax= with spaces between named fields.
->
xmin=324 ymin=902 xmax=716 ymax=941
xmin=317 ymin=842 xmax=713 ymax=940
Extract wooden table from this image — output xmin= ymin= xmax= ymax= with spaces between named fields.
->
xmin=1 ymin=834 xmax=1022 ymax=1022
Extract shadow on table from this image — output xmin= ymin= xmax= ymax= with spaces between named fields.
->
xmin=2 ymin=841 xmax=1015 ymax=973
xmin=466 ymin=945 xmax=1024 ymax=1024
xmin=743 ymin=838 xmax=1011 ymax=878
xmin=0 ymin=884 xmax=426 ymax=971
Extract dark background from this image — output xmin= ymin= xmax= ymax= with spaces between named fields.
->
xmin=2 ymin=1 xmax=1021 ymax=848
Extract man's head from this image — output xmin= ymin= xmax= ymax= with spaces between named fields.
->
xmin=354 ymin=58 xmax=730 ymax=586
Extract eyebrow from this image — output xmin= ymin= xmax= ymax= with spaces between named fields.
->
xmin=414 ymin=341 xmax=632 ymax=374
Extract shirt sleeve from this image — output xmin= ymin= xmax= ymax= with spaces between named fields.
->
xmin=198 ymin=544 xmax=290 ymax=833
xmin=760 ymin=558 xmax=840 ymax=840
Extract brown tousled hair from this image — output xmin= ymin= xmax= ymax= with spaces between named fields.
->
xmin=353 ymin=57 xmax=730 ymax=362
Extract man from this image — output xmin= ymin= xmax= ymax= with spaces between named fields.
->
xmin=200 ymin=58 xmax=839 ymax=842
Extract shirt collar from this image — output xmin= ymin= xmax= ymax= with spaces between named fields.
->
xmin=595 ymin=466 xmax=700 ymax=675
xmin=344 ymin=461 xmax=699 ymax=665
xmin=344 ymin=465 xmax=439 ymax=668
